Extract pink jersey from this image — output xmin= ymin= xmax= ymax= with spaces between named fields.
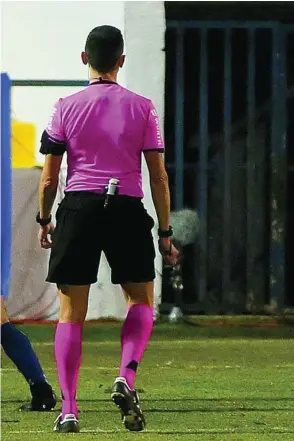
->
xmin=44 ymin=81 xmax=164 ymax=198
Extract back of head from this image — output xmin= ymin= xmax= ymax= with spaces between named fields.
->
xmin=85 ymin=25 xmax=124 ymax=74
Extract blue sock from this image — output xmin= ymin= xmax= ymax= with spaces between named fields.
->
xmin=1 ymin=322 xmax=46 ymax=385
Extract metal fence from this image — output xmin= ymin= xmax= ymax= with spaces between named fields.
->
xmin=163 ymin=21 xmax=294 ymax=313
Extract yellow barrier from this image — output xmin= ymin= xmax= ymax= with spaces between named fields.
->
xmin=11 ymin=120 xmax=36 ymax=168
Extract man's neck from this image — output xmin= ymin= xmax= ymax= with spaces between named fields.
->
xmin=89 ymin=68 xmax=117 ymax=83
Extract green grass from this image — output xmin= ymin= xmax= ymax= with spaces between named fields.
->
xmin=2 ymin=323 xmax=294 ymax=441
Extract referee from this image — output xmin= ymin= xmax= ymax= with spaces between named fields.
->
xmin=37 ymin=25 xmax=178 ymax=433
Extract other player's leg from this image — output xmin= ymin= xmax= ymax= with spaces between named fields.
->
xmin=0 ymin=296 xmax=57 ymax=411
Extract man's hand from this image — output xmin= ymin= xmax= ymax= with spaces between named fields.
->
xmin=158 ymin=237 xmax=179 ymax=266
xmin=38 ymin=223 xmax=55 ymax=249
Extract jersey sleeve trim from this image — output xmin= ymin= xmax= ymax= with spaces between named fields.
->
xmin=39 ymin=130 xmax=66 ymax=156
xmin=143 ymin=148 xmax=165 ymax=153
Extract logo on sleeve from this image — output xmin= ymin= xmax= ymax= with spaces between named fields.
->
xmin=151 ymin=109 xmax=162 ymax=146
xmin=47 ymin=106 xmax=57 ymax=133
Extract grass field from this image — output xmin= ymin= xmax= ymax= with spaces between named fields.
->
xmin=2 ymin=322 xmax=294 ymax=441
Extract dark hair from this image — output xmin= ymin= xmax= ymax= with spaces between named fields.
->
xmin=85 ymin=25 xmax=124 ymax=73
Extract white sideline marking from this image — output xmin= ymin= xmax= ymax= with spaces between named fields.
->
xmin=2 ymin=364 xmax=294 ymax=373
xmin=5 ymin=428 xmax=294 ymax=435
xmin=1 ymin=367 xmax=118 ymax=372
xmin=9 ymin=339 xmax=284 ymax=346
xmin=15 ymin=340 xmax=201 ymax=346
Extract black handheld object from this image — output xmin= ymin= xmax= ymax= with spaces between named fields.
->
xmin=104 ymin=178 xmax=119 ymax=208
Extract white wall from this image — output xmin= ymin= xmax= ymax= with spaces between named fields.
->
xmin=1 ymin=0 xmax=165 ymax=320
xmin=1 ymin=1 xmax=126 ymax=164
xmin=124 ymin=1 xmax=165 ymax=315
xmin=1 ymin=1 xmax=125 ymax=80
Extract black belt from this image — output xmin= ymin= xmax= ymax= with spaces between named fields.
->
xmin=64 ymin=191 xmax=142 ymax=203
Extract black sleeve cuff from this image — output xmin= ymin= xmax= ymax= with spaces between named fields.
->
xmin=40 ymin=130 xmax=66 ymax=156
xmin=143 ymin=148 xmax=165 ymax=153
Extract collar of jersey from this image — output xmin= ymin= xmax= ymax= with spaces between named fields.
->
xmin=89 ymin=79 xmax=118 ymax=86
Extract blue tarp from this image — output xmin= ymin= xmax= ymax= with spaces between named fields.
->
xmin=1 ymin=73 xmax=12 ymax=299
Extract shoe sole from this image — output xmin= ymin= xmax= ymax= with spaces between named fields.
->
xmin=111 ymin=392 xmax=145 ymax=432
xmin=54 ymin=421 xmax=80 ymax=433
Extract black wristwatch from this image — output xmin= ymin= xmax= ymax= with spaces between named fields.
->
xmin=158 ymin=225 xmax=173 ymax=238
xmin=36 ymin=212 xmax=52 ymax=227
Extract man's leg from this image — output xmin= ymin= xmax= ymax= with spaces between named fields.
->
xmin=1 ymin=297 xmax=56 ymax=411
xmin=45 ymin=193 xmax=103 ymax=432
xmin=53 ymin=285 xmax=89 ymax=433
xmin=119 ymin=282 xmax=154 ymax=389
xmin=112 ymin=282 xmax=154 ymax=432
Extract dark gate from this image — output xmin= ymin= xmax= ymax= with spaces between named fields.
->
xmin=163 ymin=20 xmax=294 ymax=313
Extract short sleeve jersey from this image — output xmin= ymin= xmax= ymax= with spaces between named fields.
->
xmin=40 ymin=81 xmax=164 ymax=198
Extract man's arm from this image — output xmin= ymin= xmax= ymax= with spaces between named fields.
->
xmin=144 ymin=151 xmax=170 ymax=231
xmin=142 ymin=102 xmax=178 ymax=265
xmin=38 ymin=99 xmax=65 ymax=220
xmin=39 ymin=154 xmax=63 ymax=219
xmin=142 ymin=103 xmax=169 ymax=229
xmin=144 ymin=151 xmax=178 ymax=265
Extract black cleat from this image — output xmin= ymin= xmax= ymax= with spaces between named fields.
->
xmin=111 ymin=377 xmax=145 ymax=432
xmin=19 ymin=382 xmax=57 ymax=412
xmin=53 ymin=413 xmax=80 ymax=433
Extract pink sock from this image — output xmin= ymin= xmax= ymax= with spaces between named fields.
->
xmin=54 ymin=323 xmax=83 ymax=419
xmin=119 ymin=304 xmax=153 ymax=389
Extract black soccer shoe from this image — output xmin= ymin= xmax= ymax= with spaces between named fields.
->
xmin=19 ymin=382 xmax=57 ymax=412
xmin=111 ymin=377 xmax=145 ymax=432
xmin=53 ymin=413 xmax=80 ymax=433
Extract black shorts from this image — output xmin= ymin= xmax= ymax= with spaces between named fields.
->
xmin=46 ymin=192 xmax=156 ymax=286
